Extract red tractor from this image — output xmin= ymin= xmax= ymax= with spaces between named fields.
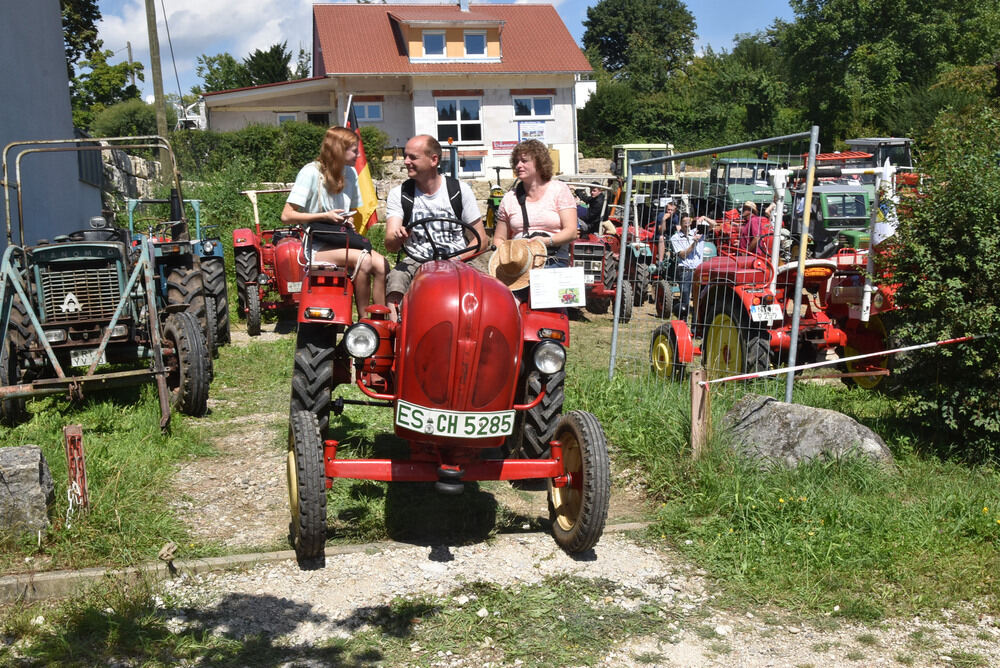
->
xmin=233 ymin=189 xmax=306 ymax=335
xmin=649 ymin=245 xmax=847 ymax=382
xmin=286 ymin=217 xmax=611 ymax=560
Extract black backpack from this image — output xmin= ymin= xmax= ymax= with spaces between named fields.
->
xmin=401 ymin=175 xmax=464 ymax=225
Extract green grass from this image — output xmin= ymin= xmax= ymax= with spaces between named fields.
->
xmin=1 ymin=575 xmax=670 ymax=666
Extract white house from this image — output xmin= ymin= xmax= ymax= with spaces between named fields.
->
xmin=202 ymin=2 xmax=593 ymax=176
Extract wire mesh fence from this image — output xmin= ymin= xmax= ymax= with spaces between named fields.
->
xmin=584 ymin=128 xmax=886 ymax=404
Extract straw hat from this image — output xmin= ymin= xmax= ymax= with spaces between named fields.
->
xmin=488 ymin=238 xmax=548 ymax=290
xmin=743 ymin=200 xmax=758 ymax=213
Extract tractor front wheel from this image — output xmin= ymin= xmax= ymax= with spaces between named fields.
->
xmin=653 ymin=279 xmax=673 ymax=319
xmin=633 ymin=263 xmax=650 ymax=307
xmin=166 ymin=265 xmax=216 ymax=359
xmin=246 ymin=287 xmax=261 ymax=337
xmin=649 ymin=324 xmax=685 ymax=382
xmin=548 ymin=410 xmax=610 ymax=553
xmin=163 ymin=311 xmax=209 ymax=417
xmin=287 ymin=409 xmax=327 ymax=562
xmin=290 ymin=323 xmax=336 ymax=436
xmin=840 ymin=313 xmax=898 ymax=392
xmin=586 ymin=295 xmax=610 ymax=315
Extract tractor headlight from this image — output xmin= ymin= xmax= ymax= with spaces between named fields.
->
xmin=344 ymin=323 xmax=379 ymax=358
xmin=533 ymin=340 xmax=565 ymax=375
xmin=202 ymin=240 xmax=215 ymax=254
xmin=44 ymin=329 xmax=67 ymax=343
xmin=107 ymin=324 xmax=128 ymax=338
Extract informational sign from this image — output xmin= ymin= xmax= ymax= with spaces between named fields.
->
xmin=492 ymin=140 xmax=518 ymax=155
xmin=518 ymin=121 xmax=546 ymax=142
xmin=529 ymin=266 xmax=586 ymax=308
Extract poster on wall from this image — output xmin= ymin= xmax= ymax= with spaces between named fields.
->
xmin=518 ymin=121 xmax=546 ymax=143
xmin=492 ymin=140 xmax=518 ymax=155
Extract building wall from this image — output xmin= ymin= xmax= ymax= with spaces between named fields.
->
xmin=0 ymin=0 xmax=102 ymax=249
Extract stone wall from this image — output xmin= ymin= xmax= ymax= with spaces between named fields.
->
xmin=101 ymin=149 xmax=161 ymax=212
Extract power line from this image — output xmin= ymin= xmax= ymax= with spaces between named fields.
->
xmin=159 ymin=0 xmax=184 ymax=100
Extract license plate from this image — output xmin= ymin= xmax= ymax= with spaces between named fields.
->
xmin=70 ymin=348 xmax=106 ymax=368
xmin=584 ymin=274 xmax=595 ymax=284
xmin=395 ymin=400 xmax=514 ymax=438
xmin=750 ymin=304 xmax=783 ymax=322
xmin=286 ymin=281 xmax=302 ymax=293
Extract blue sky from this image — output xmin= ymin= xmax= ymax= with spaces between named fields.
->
xmin=95 ymin=0 xmax=795 ymax=101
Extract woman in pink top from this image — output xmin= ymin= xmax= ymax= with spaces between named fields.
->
xmin=494 ymin=139 xmax=578 ymax=267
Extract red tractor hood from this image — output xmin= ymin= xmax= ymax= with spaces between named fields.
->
xmin=396 ymin=261 xmax=522 ymax=414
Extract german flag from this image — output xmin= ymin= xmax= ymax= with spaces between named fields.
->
xmin=346 ymin=101 xmax=378 ymax=236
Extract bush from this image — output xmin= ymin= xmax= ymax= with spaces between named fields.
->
xmin=92 ymin=99 xmax=176 ymax=138
xmin=890 ymin=105 xmax=1000 ymax=461
xmin=359 ymin=126 xmax=390 ymax=179
xmin=171 ymin=122 xmax=325 ymax=181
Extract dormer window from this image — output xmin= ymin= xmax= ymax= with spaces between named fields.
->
xmin=422 ymin=31 xmax=446 ymax=57
xmin=464 ymin=31 xmax=486 ymax=57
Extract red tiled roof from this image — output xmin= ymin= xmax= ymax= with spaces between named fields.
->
xmin=313 ymin=3 xmax=592 ymax=75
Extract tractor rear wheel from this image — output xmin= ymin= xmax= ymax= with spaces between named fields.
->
xmin=246 ymin=287 xmax=261 ymax=337
xmin=0 ymin=298 xmax=29 ymax=425
xmin=649 ymin=324 xmax=685 ymax=382
xmin=290 ymin=323 xmax=336 ymax=436
xmin=702 ymin=299 xmax=770 ymax=379
xmin=200 ymin=255 xmax=230 ymax=345
xmin=234 ymin=249 xmax=258 ymax=318
xmin=162 ymin=311 xmax=209 ymax=417
xmin=653 ymin=279 xmax=673 ymax=319
xmin=586 ymin=295 xmax=610 ymax=315
xmin=507 ymin=368 xmax=564 ymax=459
xmin=548 ymin=410 xmax=610 ymax=553
xmin=166 ymin=265 xmax=216 ymax=359
xmin=287 ymin=409 xmax=327 ymax=562
xmin=601 ymin=248 xmax=617 ymax=291
xmin=617 ymin=289 xmax=633 ymax=323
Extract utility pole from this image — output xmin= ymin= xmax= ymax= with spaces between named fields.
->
xmin=127 ymin=41 xmax=135 ymax=88
xmin=143 ymin=0 xmax=172 ymax=176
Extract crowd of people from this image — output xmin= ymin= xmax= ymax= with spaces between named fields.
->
xmin=285 ymin=125 xmax=776 ymax=322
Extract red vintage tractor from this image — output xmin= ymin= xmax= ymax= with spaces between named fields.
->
xmin=233 ymin=189 xmax=306 ymax=335
xmin=286 ymin=217 xmax=611 ymax=560
xmin=649 ymin=245 xmax=847 ymax=382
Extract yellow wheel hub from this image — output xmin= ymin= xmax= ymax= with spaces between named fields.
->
xmin=651 ymin=332 xmax=674 ymax=378
xmin=550 ymin=433 xmax=583 ymax=532
xmin=286 ymin=449 xmax=299 ymax=525
xmin=704 ymin=311 xmax=743 ymax=377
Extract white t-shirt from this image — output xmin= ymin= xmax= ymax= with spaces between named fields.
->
xmin=286 ymin=162 xmax=362 ymax=216
xmin=386 ymin=178 xmax=482 ymax=257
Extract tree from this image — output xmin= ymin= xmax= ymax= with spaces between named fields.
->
xmin=61 ymin=0 xmax=102 ymax=81
xmin=71 ymin=49 xmax=144 ymax=130
xmin=889 ymin=103 xmax=1000 ymax=461
xmin=292 ymin=48 xmax=311 ymax=80
xmin=779 ymin=0 xmax=1000 ymax=142
xmin=244 ymin=42 xmax=293 ymax=86
xmin=195 ymin=53 xmax=252 ymax=92
xmin=582 ymin=0 xmax=696 ymax=93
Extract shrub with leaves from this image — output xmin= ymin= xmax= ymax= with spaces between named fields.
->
xmin=359 ymin=125 xmax=390 ymax=179
xmin=91 ymin=99 xmax=174 ymax=138
xmin=890 ymin=104 xmax=1000 ymax=461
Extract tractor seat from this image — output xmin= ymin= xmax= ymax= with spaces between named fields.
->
xmin=774 ymin=258 xmax=837 ymax=286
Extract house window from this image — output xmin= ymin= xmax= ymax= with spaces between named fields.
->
xmin=464 ymin=31 xmax=486 ymax=57
xmin=355 ymin=102 xmax=383 ymax=122
xmin=513 ymin=97 xmax=553 ymax=118
xmin=423 ymin=31 xmax=446 ymax=57
xmin=276 ymin=113 xmax=297 ymax=125
xmin=436 ymin=98 xmax=482 ymax=143
xmin=460 ymin=156 xmax=483 ymax=175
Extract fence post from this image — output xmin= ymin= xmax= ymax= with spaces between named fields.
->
xmin=690 ymin=369 xmax=710 ymax=459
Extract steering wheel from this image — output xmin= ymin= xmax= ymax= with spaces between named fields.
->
xmin=404 ymin=216 xmax=482 ymax=263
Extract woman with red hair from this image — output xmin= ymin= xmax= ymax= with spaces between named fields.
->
xmin=282 ymin=126 xmax=387 ymax=318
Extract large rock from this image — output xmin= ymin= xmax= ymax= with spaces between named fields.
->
xmin=721 ymin=394 xmax=894 ymax=470
xmin=0 ymin=446 xmax=55 ymax=535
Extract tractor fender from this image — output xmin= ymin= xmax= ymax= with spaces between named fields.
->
xmin=520 ymin=303 xmax=571 ymax=346
xmin=233 ymin=227 xmax=257 ymax=249
xmin=668 ymin=319 xmax=695 ymax=363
